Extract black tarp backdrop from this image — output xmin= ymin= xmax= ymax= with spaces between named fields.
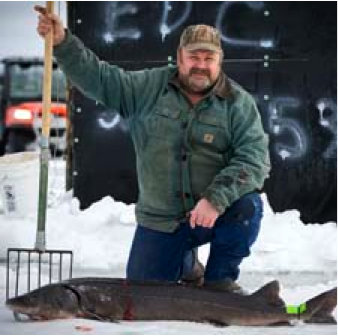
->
xmin=66 ymin=2 xmax=337 ymax=223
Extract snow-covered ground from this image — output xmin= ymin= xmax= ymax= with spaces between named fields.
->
xmin=0 ymin=158 xmax=336 ymax=335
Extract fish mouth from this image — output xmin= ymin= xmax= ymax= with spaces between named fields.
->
xmin=6 ymin=300 xmax=46 ymax=321
xmin=6 ymin=303 xmax=57 ymax=321
xmin=6 ymin=300 xmax=76 ymax=321
xmin=6 ymin=304 xmax=38 ymax=321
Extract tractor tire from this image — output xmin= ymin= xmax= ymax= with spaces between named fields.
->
xmin=5 ymin=129 xmax=36 ymax=153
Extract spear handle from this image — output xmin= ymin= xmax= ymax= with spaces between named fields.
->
xmin=35 ymin=1 xmax=54 ymax=252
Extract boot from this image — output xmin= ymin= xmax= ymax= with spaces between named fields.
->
xmin=180 ymin=258 xmax=205 ymax=287
xmin=204 ymin=278 xmax=247 ymax=295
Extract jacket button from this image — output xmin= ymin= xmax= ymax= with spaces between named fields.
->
xmin=182 ymin=154 xmax=187 ymax=161
xmin=182 ymin=121 xmax=188 ymax=129
xmin=184 ymin=193 xmax=191 ymax=198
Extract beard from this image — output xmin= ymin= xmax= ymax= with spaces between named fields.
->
xmin=179 ymin=68 xmax=215 ymax=95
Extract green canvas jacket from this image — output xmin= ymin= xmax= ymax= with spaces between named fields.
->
xmin=54 ymin=31 xmax=271 ymax=232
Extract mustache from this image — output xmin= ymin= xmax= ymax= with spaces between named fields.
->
xmin=189 ymin=68 xmax=211 ymax=77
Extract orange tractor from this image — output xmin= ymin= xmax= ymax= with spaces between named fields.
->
xmin=0 ymin=57 xmax=67 ymax=155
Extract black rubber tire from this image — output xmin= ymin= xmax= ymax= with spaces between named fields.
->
xmin=4 ymin=129 xmax=35 ymax=153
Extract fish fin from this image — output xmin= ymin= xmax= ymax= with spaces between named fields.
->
xmin=206 ymin=319 xmax=229 ymax=327
xmin=250 ymin=280 xmax=285 ymax=308
xmin=268 ymin=321 xmax=292 ymax=326
xmin=303 ymin=287 xmax=337 ymax=324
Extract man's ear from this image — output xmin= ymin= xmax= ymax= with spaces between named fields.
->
xmin=177 ymin=48 xmax=182 ymax=66
xmin=219 ymin=51 xmax=224 ymax=67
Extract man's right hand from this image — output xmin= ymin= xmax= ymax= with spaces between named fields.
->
xmin=35 ymin=5 xmax=65 ymax=46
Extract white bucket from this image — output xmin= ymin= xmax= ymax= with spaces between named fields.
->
xmin=0 ymin=152 xmax=40 ymax=217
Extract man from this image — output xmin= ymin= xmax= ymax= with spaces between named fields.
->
xmin=36 ymin=6 xmax=270 ymax=293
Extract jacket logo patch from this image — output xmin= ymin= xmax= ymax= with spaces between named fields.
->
xmin=204 ymin=133 xmax=214 ymax=144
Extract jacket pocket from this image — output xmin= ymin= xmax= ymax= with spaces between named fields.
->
xmin=146 ymin=106 xmax=181 ymax=141
xmin=193 ymin=113 xmax=229 ymax=153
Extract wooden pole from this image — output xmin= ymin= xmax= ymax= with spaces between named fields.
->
xmin=35 ymin=1 xmax=54 ymax=251
xmin=41 ymin=1 xmax=54 ymax=138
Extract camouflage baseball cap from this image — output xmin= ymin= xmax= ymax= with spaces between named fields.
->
xmin=179 ymin=24 xmax=222 ymax=53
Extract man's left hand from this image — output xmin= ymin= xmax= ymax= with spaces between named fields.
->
xmin=189 ymin=198 xmax=220 ymax=229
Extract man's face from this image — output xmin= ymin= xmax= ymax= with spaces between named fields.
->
xmin=177 ymin=48 xmax=222 ymax=94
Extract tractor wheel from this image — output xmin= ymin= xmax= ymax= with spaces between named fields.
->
xmin=5 ymin=129 xmax=36 ymax=153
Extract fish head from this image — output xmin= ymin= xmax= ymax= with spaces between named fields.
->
xmin=6 ymin=284 xmax=79 ymax=320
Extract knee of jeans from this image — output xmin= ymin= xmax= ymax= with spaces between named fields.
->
xmin=213 ymin=194 xmax=262 ymax=248
xmin=221 ymin=193 xmax=262 ymax=225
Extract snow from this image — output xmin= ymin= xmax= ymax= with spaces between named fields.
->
xmin=0 ymin=159 xmax=336 ymax=335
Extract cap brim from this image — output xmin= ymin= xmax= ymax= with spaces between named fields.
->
xmin=184 ymin=42 xmax=221 ymax=53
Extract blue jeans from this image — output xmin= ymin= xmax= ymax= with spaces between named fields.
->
xmin=127 ymin=192 xmax=262 ymax=282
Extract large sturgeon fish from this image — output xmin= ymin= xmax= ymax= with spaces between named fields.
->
xmin=6 ymin=278 xmax=337 ymax=326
